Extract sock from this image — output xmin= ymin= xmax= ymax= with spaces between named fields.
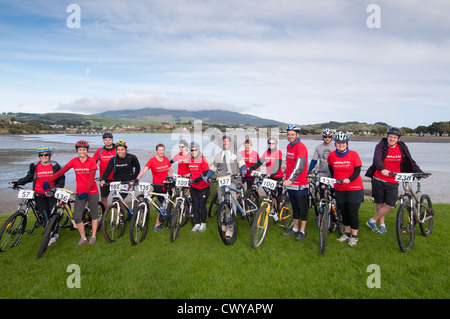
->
xmin=369 ymin=218 xmax=376 ymax=223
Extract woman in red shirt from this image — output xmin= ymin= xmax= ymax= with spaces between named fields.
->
xmin=136 ymin=143 xmax=173 ymax=231
xmin=327 ymin=132 xmax=364 ymax=247
xmin=44 ymin=140 xmax=99 ymax=246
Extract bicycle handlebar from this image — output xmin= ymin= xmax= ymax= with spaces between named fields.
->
xmin=388 ymin=172 xmax=431 ymax=179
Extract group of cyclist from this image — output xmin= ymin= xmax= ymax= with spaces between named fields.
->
xmin=9 ymin=124 xmax=424 ymax=248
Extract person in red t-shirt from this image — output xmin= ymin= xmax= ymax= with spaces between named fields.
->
xmin=241 ymin=139 xmax=259 ymax=190
xmin=327 ymin=132 xmax=364 ymax=247
xmin=282 ymin=125 xmax=309 ymax=241
xmin=365 ymin=127 xmax=423 ymax=234
xmin=136 ymin=143 xmax=173 ymax=231
xmin=43 ymin=140 xmax=99 ymax=246
xmin=10 ymin=146 xmax=65 ymax=225
xmin=170 ymin=139 xmax=190 ymax=177
xmin=93 ymin=132 xmax=116 ymax=208
xmin=188 ymin=142 xmax=210 ymax=232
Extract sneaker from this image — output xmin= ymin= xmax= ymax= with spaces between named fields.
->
xmin=348 ymin=237 xmax=358 ymax=247
xmin=282 ymin=228 xmax=299 ymax=237
xmin=198 ymin=223 xmax=207 ymax=232
xmin=88 ymin=236 xmax=96 ymax=245
xmin=337 ymin=234 xmax=350 ymax=242
xmin=191 ymin=224 xmax=200 ymax=232
xmin=153 ymin=224 xmax=163 ymax=232
xmin=48 ymin=234 xmax=59 ymax=246
xmin=379 ymin=225 xmax=387 ymax=234
xmin=77 ymin=237 xmax=88 ymax=246
xmin=366 ymin=220 xmax=380 ymax=233
xmin=295 ymin=232 xmax=305 ymax=241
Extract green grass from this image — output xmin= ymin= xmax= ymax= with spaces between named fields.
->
xmin=0 ymin=200 xmax=449 ymax=299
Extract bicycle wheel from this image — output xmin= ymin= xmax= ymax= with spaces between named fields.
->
xmin=419 ymin=194 xmax=433 ymax=236
xmin=329 ymin=202 xmax=344 ymax=236
xmin=0 ymin=211 xmax=27 ymax=252
xmin=170 ymin=201 xmax=183 ymax=242
xmin=208 ymin=192 xmax=219 ymax=217
xmin=102 ymin=203 xmax=125 ymax=243
xmin=37 ymin=213 xmax=60 ymax=258
xmin=396 ymin=203 xmax=415 ymax=252
xmin=250 ymin=202 xmax=270 ymax=249
xmin=308 ymin=187 xmax=319 ymax=216
xmin=83 ymin=201 xmax=105 ymax=232
xmin=244 ymin=189 xmax=260 ymax=224
xmin=130 ymin=203 xmax=149 ymax=245
xmin=279 ymin=202 xmax=293 ymax=230
xmin=217 ymin=202 xmax=237 ymax=245
xmin=318 ymin=205 xmax=330 ymax=255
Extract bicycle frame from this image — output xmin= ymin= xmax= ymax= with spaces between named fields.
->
xmin=398 ymin=175 xmax=433 ymax=224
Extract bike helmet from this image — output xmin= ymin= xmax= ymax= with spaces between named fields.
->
xmin=321 ymin=128 xmax=334 ymax=136
xmin=286 ymin=124 xmax=301 ymax=133
xmin=75 ymin=140 xmax=90 ymax=150
xmin=334 ymin=131 xmax=349 ymax=143
xmin=190 ymin=141 xmax=200 ymax=150
xmin=102 ymin=132 xmax=113 ymax=139
xmin=387 ymin=127 xmax=403 ymax=137
xmin=37 ymin=145 xmax=52 ymax=154
xmin=115 ymin=140 xmax=128 ymax=149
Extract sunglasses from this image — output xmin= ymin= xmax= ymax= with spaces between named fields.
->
xmin=323 ymin=136 xmax=333 ymax=139
xmin=39 ymin=153 xmax=50 ymax=157
xmin=190 ymin=149 xmax=199 ymax=152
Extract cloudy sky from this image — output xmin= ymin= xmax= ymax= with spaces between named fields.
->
xmin=1 ymin=0 xmax=449 ymax=128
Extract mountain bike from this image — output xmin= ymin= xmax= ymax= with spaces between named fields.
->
xmin=212 ymin=173 xmax=260 ymax=245
xmin=317 ymin=177 xmax=344 ymax=255
xmin=101 ymin=181 xmax=145 ymax=244
xmin=250 ymin=172 xmax=293 ymax=249
xmin=0 ymin=185 xmax=47 ymax=252
xmin=307 ymin=170 xmax=320 ymax=217
xmin=391 ymin=172 xmax=433 ymax=252
xmin=134 ymin=180 xmax=176 ymax=244
xmin=169 ymin=175 xmax=193 ymax=242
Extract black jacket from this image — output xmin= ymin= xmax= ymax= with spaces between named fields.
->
xmin=17 ymin=161 xmax=65 ymax=191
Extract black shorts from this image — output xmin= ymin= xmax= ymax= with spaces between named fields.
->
xmin=371 ymin=178 xmax=398 ymax=207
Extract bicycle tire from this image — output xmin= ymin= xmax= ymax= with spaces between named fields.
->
xmin=130 ymin=203 xmax=149 ymax=245
xmin=82 ymin=201 xmax=105 ymax=232
xmin=396 ymin=203 xmax=415 ymax=252
xmin=208 ymin=192 xmax=219 ymax=217
xmin=243 ymin=189 xmax=260 ymax=224
xmin=170 ymin=201 xmax=183 ymax=242
xmin=250 ymin=202 xmax=270 ymax=249
xmin=217 ymin=201 xmax=237 ymax=245
xmin=102 ymin=203 xmax=125 ymax=243
xmin=0 ymin=211 xmax=27 ymax=252
xmin=37 ymin=213 xmax=60 ymax=258
xmin=318 ymin=205 xmax=330 ymax=255
xmin=279 ymin=204 xmax=293 ymax=230
xmin=329 ymin=202 xmax=344 ymax=236
xmin=308 ymin=187 xmax=319 ymax=216
xmin=419 ymin=194 xmax=433 ymax=236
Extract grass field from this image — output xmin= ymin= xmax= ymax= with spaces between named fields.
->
xmin=0 ymin=199 xmax=448 ymax=301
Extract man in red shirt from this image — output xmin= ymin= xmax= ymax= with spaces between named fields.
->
xmin=170 ymin=139 xmax=190 ymax=177
xmin=241 ymin=139 xmax=259 ymax=190
xmin=365 ymin=127 xmax=423 ymax=234
xmin=136 ymin=143 xmax=173 ymax=231
xmin=93 ymin=132 xmax=116 ymax=208
xmin=282 ymin=125 xmax=309 ymax=241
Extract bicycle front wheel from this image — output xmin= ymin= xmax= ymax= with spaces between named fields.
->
xmin=250 ymin=202 xmax=270 ymax=249
xmin=130 ymin=203 xmax=149 ymax=245
xmin=396 ymin=203 xmax=415 ymax=252
xmin=419 ymin=194 xmax=433 ymax=236
xmin=217 ymin=202 xmax=237 ymax=245
xmin=37 ymin=213 xmax=60 ymax=258
xmin=318 ymin=206 xmax=330 ymax=255
xmin=0 ymin=211 xmax=27 ymax=252
xmin=102 ymin=203 xmax=125 ymax=243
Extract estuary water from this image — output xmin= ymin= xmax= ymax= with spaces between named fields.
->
xmin=0 ymin=133 xmax=448 ymax=214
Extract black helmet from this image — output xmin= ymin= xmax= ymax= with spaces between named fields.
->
xmin=102 ymin=132 xmax=113 ymax=139
xmin=387 ymin=127 xmax=403 ymax=137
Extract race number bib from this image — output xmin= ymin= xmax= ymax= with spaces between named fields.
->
xmin=55 ymin=189 xmax=72 ymax=202
xmin=217 ymin=175 xmax=231 ymax=187
xmin=138 ymin=182 xmax=152 ymax=192
xmin=18 ymin=189 xmax=34 ymax=199
xmin=395 ymin=173 xmax=414 ymax=182
xmin=176 ymin=177 xmax=189 ymax=187
xmin=320 ymin=177 xmax=337 ymax=187
xmin=261 ymin=178 xmax=277 ymax=190
xmin=109 ymin=182 xmax=128 ymax=191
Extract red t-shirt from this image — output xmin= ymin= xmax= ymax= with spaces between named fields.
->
xmin=327 ymin=150 xmax=363 ymax=191
xmin=285 ymin=141 xmax=308 ymax=186
xmin=261 ymin=149 xmax=283 ymax=178
xmin=145 ymin=156 xmax=171 ymax=184
xmin=241 ymin=150 xmax=259 ymax=177
xmin=35 ymin=163 xmax=55 ymax=193
xmin=374 ymin=144 xmax=402 ymax=183
xmin=172 ymin=152 xmax=190 ymax=176
xmin=189 ymin=157 xmax=210 ymax=189
xmin=93 ymin=147 xmax=116 ymax=180
xmin=66 ymin=156 xmax=99 ymax=195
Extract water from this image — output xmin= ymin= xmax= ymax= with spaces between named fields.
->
xmin=1 ymin=133 xmax=448 ymax=206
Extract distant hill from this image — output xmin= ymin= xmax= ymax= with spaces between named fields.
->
xmin=96 ymin=107 xmax=285 ymax=127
